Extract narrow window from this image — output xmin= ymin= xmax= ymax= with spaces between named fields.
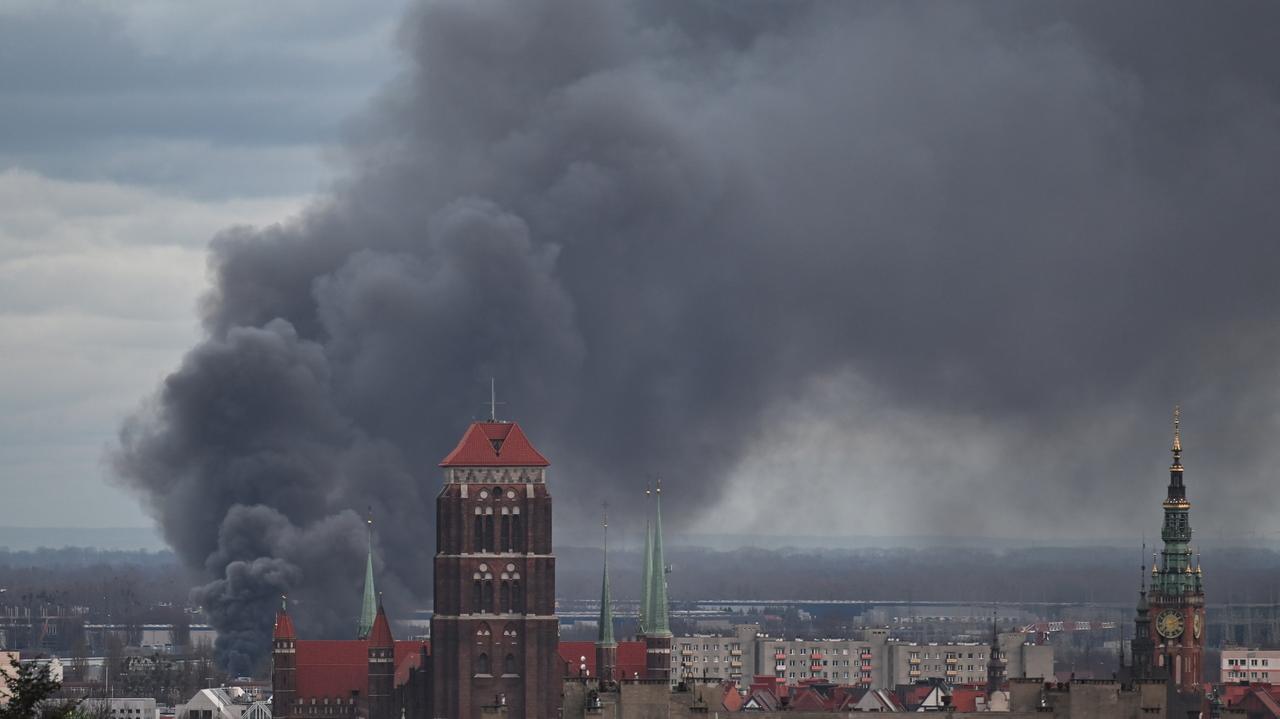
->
xmin=500 ymin=582 xmax=511 ymax=613
xmin=505 ymin=654 xmax=517 ymax=675
xmin=512 ymin=580 xmax=523 ymax=612
xmin=512 ymin=515 xmax=523 ymax=552
xmin=472 ymin=581 xmax=482 ymax=611
xmin=473 ymin=516 xmax=484 ymax=552
xmin=500 ymin=515 xmax=511 ymax=552
xmin=475 ymin=653 xmax=489 ymax=675
xmin=482 ymin=581 xmax=494 ymax=612
xmin=483 ymin=515 xmax=495 ymax=552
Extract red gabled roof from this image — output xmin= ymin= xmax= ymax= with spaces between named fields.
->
xmin=295 ymin=640 xmax=426 ymax=700
xmin=439 ymin=422 xmax=550 ymax=467
xmin=788 ymin=687 xmax=832 ymax=712
xmin=556 ymin=641 xmax=647 ymax=680
xmin=368 ymin=606 xmax=394 ymax=648
xmin=273 ymin=609 xmax=295 ymax=640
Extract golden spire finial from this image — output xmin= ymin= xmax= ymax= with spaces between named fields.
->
xmin=1172 ymin=405 xmax=1182 ymax=453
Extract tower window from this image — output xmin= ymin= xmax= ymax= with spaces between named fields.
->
xmin=475 ymin=653 xmax=490 ymax=676
xmin=505 ymin=654 xmax=517 ymax=675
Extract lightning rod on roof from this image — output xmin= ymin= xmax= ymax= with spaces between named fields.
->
xmin=483 ymin=377 xmax=507 ymax=422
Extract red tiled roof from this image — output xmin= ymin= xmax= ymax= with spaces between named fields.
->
xmin=949 ymin=688 xmax=983 ymax=712
xmin=295 ymin=640 xmax=426 ymax=700
xmin=273 ymin=610 xmax=295 ymax=640
xmin=439 ymin=422 xmax=549 ymax=467
xmin=394 ymin=643 xmax=427 ymax=687
xmin=556 ymin=641 xmax=647 ymax=680
xmin=788 ymin=688 xmax=831 ymax=712
xmin=368 ymin=607 xmax=394 ymax=648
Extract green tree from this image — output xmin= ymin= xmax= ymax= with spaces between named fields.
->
xmin=0 ymin=659 xmax=78 ymax=719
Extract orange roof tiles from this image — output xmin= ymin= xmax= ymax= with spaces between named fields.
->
xmin=439 ymin=422 xmax=550 ymax=467
xmin=294 ymin=640 xmax=425 ymax=700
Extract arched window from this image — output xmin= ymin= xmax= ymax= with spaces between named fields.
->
xmin=511 ymin=580 xmax=523 ymax=613
xmin=500 ymin=582 xmax=511 ymax=613
xmin=483 ymin=515 xmax=494 ymax=552
xmin=473 ymin=516 xmax=484 ymax=552
xmin=500 ymin=515 xmax=511 ymax=552
xmin=475 ymin=652 xmax=490 ymax=675
xmin=504 ymin=654 xmax=517 ymax=675
xmin=511 ymin=514 xmax=523 ymax=552
xmin=482 ymin=581 xmax=494 ymax=613
xmin=472 ymin=581 xmax=482 ymax=612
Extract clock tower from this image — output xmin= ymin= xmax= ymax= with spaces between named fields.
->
xmin=1142 ymin=406 xmax=1205 ymax=692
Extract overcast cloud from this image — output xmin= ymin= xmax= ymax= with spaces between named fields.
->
xmin=0 ymin=0 xmax=409 ymax=528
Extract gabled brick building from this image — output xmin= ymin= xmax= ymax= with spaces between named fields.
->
xmin=271 ymin=600 xmax=428 ymax=719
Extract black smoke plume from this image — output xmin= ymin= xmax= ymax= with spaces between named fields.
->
xmin=114 ymin=0 xmax=1280 ymax=672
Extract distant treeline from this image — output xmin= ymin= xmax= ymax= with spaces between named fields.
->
xmin=556 ymin=544 xmax=1280 ymax=606
xmin=0 ymin=546 xmax=175 ymax=568
xmin=3 ymin=544 xmax=1278 ymax=615
xmin=0 ymin=547 xmax=193 ymax=621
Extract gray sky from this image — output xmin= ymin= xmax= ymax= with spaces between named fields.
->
xmin=0 ymin=0 xmax=410 ymax=528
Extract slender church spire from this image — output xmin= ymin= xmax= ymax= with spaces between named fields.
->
xmin=597 ymin=506 xmax=616 ymax=647
xmin=647 ymin=479 xmax=671 ymax=637
xmin=357 ymin=509 xmax=377 ymax=639
xmin=596 ymin=505 xmax=618 ymax=683
xmin=638 ymin=486 xmax=653 ymax=636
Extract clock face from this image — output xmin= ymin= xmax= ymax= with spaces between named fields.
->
xmin=1193 ymin=613 xmax=1203 ymax=640
xmin=1156 ymin=609 xmax=1185 ymax=639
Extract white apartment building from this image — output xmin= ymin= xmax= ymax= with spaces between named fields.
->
xmin=1222 ymin=649 xmax=1280 ymax=682
xmin=674 ymin=624 xmax=758 ymax=683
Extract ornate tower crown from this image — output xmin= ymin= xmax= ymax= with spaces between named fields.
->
xmin=1171 ymin=404 xmax=1183 ymax=469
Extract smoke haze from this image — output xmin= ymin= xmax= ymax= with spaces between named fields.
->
xmin=112 ymin=0 xmax=1280 ymax=671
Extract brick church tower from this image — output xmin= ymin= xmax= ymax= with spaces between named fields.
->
xmin=1140 ymin=406 xmax=1206 ymax=692
xmin=431 ymin=418 xmax=560 ymax=719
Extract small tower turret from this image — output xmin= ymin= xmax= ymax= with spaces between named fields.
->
xmin=367 ymin=598 xmax=395 ymax=719
xmin=986 ymin=608 xmax=1006 ymax=697
xmin=1130 ymin=548 xmax=1155 ymax=680
xmin=272 ymin=596 xmax=296 ymax=719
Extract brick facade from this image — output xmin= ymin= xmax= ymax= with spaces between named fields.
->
xmin=431 ymin=423 xmax=561 ymax=719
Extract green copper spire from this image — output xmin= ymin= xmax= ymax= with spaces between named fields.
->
xmin=647 ymin=480 xmax=671 ymax=637
xmin=597 ymin=507 xmax=616 ymax=647
xmin=638 ymin=488 xmax=653 ymax=635
xmin=1154 ymin=406 xmax=1196 ymax=596
xmin=357 ymin=511 xmax=377 ymax=639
